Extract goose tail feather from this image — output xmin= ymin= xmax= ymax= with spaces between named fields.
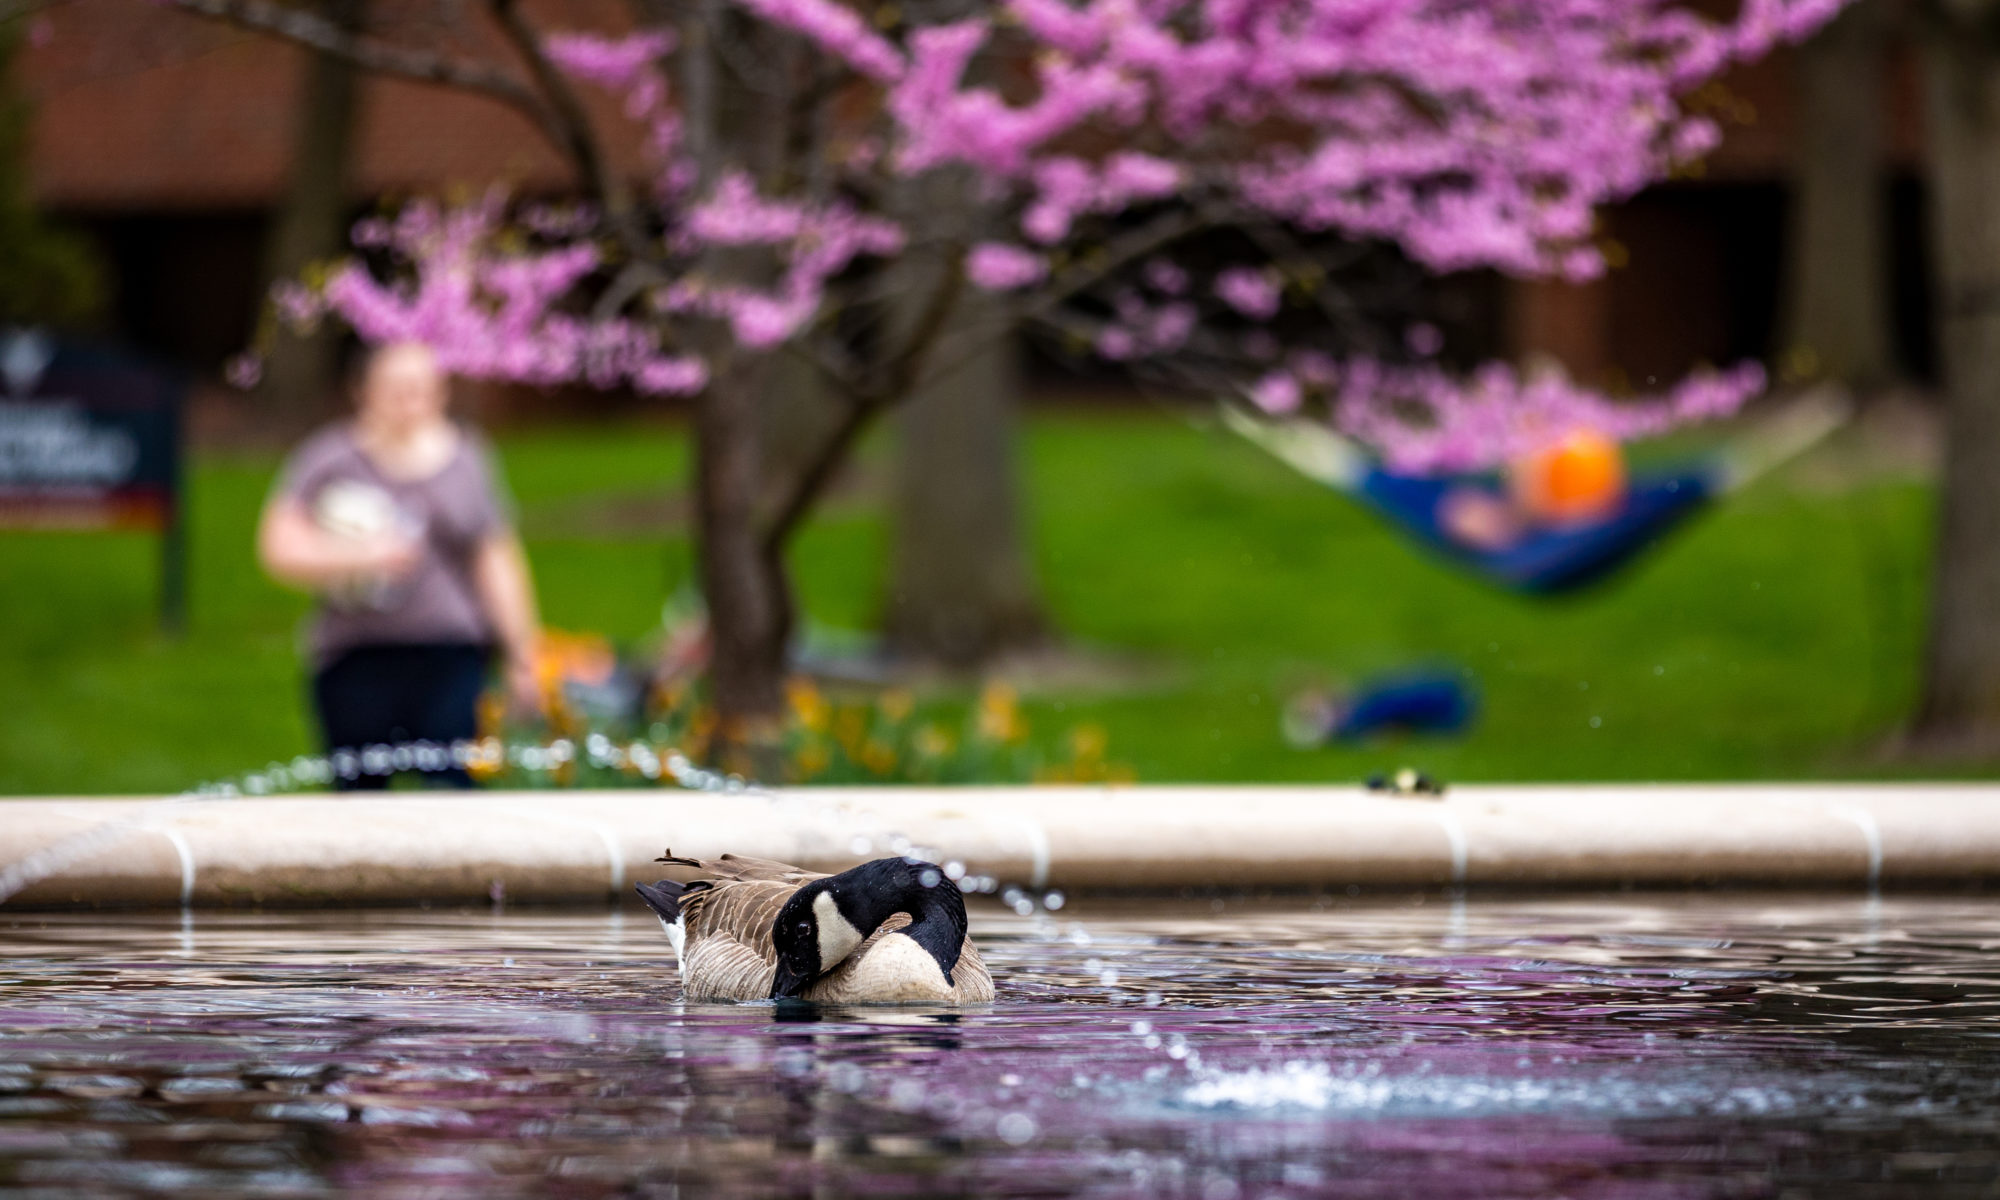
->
xmin=636 ymin=879 xmax=705 ymax=965
xmin=633 ymin=879 xmax=690 ymax=921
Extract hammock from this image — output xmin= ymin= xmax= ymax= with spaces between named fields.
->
xmin=1355 ymin=467 xmax=1714 ymax=593
xmin=1223 ymin=389 xmax=1848 ymax=596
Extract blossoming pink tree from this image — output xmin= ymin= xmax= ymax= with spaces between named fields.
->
xmin=170 ymin=0 xmax=1838 ymax=750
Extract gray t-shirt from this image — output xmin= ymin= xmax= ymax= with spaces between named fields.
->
xmin=272 ymin=423 xmax=511 ymax=668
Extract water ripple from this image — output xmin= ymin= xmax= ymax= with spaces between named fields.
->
xmin=2 ymin=892 xmax=1998 ymax=1197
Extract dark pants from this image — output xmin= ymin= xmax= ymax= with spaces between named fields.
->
xmin=312 ymin=643 xmax=491 ymax=791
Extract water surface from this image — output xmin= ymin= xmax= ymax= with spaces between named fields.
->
xmin=3 ymin=892 xmax=1998 ymax=1197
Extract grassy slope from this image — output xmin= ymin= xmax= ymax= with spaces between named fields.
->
xmin=0 ymin=412 xmax=1953 ymax=794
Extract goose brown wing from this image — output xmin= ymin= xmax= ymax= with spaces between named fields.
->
xmin=708 ymin=854 xmax=827 ymax=886
xmin=653 ymin=850 xmax=827 ymax=886
xmin=677 ymin=879 xmax=795 ymax=1002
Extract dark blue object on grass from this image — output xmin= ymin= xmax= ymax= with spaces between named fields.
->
xmin=1358 ymin=468 xmax=1715 ymax=594
xmin=1332 ymin=670 xmax=1478 ymax=740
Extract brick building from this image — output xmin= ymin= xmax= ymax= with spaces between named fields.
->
xmin=20 ymin=0 xmax=640 ymax=379
xmin=18 ymin=2 xmax=1936 ymax=396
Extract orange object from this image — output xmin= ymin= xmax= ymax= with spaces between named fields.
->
xmin=533 ymin=629 xmax=618 ymax=705
xmin=1509 ymin=428 xmax=1627 ymax=524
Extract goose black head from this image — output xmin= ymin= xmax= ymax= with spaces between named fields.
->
xmin=768 ymin=857 xmax=967 ymax=1000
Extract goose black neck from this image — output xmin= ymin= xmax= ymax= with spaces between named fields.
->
xmin=834 ymin=859 xmax=968 ymax=980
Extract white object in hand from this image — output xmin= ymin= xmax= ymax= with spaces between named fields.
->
xmin=312 ymin=479 xmax=416 ymax=610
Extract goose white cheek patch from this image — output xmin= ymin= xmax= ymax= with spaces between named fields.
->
xmin=814 ymin=892 xmax=864 ymax=968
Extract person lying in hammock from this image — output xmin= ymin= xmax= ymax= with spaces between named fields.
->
xmin=1223 ymin=389 xmax=1849 ymax=595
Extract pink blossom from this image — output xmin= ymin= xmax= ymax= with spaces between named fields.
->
xmin=224 ymin=353 xmax=262 ymax=390
xmin=1215 ymin=268 xmax=1280 ymax=320
xmin=731 ymin=0 xmax=903 ymax=81
xmin=636 ymin=357 xmax=710 ymax=395
xmin=319 ymin=197 xmax=706 ymax=395
xmin=687 ymin=172 xmax=814 ymax=245
xmin=1144 ymin=260 xmax=1189 ymax=295
xmin=1405 ymin=323 xmax=1444 ymax=358
xmin=350 ymin=217 xmax=393 ymax=248
xmin=1005 ymin=0 xmax=1104 ymax=55
xmin=286 ymin=0 xmax=1838 ymax=464
xmin=1019 ymin=152 xmax=1183 ymax=243
xmin=543 ymin=30 xmax=674 ymax=84
xmin=1145 ymin=303 xmax=1197 ymax=352
xmin=966 ymin=244 xmax=1048 ymax=291
xmin=546 ymin=30 xmax=684 ymax=198
xmin=1096 ymin=326 xmax=1137 ymax=360
xmin=270 ymin=280 xmax=325 ymax=331
xmin=1328 ymin=361 xmax=1765 ymax=475
xmin=1250 ymin=371 xmax=1303 ymax=414
xmin=726 ymin=293 xmax=813 ymax=349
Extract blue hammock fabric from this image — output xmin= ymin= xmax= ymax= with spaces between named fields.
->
xmin=1357 ymin=467 xmax=1716 ymax=594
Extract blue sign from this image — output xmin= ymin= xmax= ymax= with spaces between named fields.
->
xmin=0 ymin=329 xmax=186 ymax=628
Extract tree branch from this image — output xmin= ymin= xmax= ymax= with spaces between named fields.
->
xmin=902 ymin=205 xmax=1214 ymax=396
xmin=170 ymin=0 xmax=652 ymax=261
xmin=759 ymin=256 xmax=967 ymax=554
xmin=590 ymin=259 xmax=671 ymax=321
xmin=164 ymin=0 xmax=558 ymax=137
xmin=1021 ymin=204 xmax=1212 ymax=321
xmin=1235 ymin=218 xmax=1370 ymax=341
xmin=782 ymin=329 xmax=870 ymax=400
xmin=679 ymin=0 xmax=721 ymax=186
xmin=762 ymin=207 xmax=1216 ymax=552
xmin=871 ymin=252 xmax=967 ymax=403
xmin=0 ymin=0 xmax=55 ymax=25
xmin=484 ymin=0 xmax=644 ymax=253
xmin=758 ymin=390 xmax=883 ymax=556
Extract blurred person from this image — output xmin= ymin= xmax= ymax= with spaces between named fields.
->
xmin=1434 ymin=427 xmax=1629 ymax=553
xmin=1284 ymin=669 xmax=1478 ymax=746
xmin=257 ymin=341 xmax=541 ymax=789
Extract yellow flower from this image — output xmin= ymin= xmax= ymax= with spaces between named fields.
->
xmin=465 ymin=736 xmax=506 ymax=784
xmin=649 ymin=680 xmax=687 ymax=718
xmin=834 ymin=706 xmax=867 ymax=753
xmin=859 ymin=739 xmax=897 ymax=776
xmin=1069 ymin=723 xmax=1108 ymax=763
xmin=794 ymin=741 xmax=830 ymax=780
xmin=787 ymin=677 xmax=829 ymax=732
xmin=913 ymin=723 xmax=953 ymax=759
xmin=977 ymin=682 xmax=1025 ymax=744
xmin=476 ymin=691 xmax=507 ymax=738
xmin=878 ymin=688 xmax=914 ymax=724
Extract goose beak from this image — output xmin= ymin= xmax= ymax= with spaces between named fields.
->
xmin=770 ymin=962 xmax=811 ymax=1000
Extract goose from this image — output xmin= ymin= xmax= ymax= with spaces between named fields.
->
xmin=635 ymin=852 xmax=994 ymax=1004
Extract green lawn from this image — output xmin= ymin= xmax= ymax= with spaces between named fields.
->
xmin=0 ymin=411 xmax=1962 ymax=795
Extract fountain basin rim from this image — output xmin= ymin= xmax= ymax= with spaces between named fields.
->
xmin=0 ymin=783 xmax=1993 ymax=908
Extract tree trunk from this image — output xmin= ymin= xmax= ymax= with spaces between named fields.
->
xmin=1783 ymin=0 xmax=1894 ymax=391
xmin=883 ymin=285 xmax=1048 ymax=667
xmin=676 ymin=1 xmax=797 ymax=763
xmin=256 ymin=0 xmax=364 ymax=418
xmin=695 ymin=354 xmax=793 ymax=760
xmin=760 ymin=348 xmax=843 ymax=512
xmin=1914 ymin=12 xmax=2000 ymax=751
